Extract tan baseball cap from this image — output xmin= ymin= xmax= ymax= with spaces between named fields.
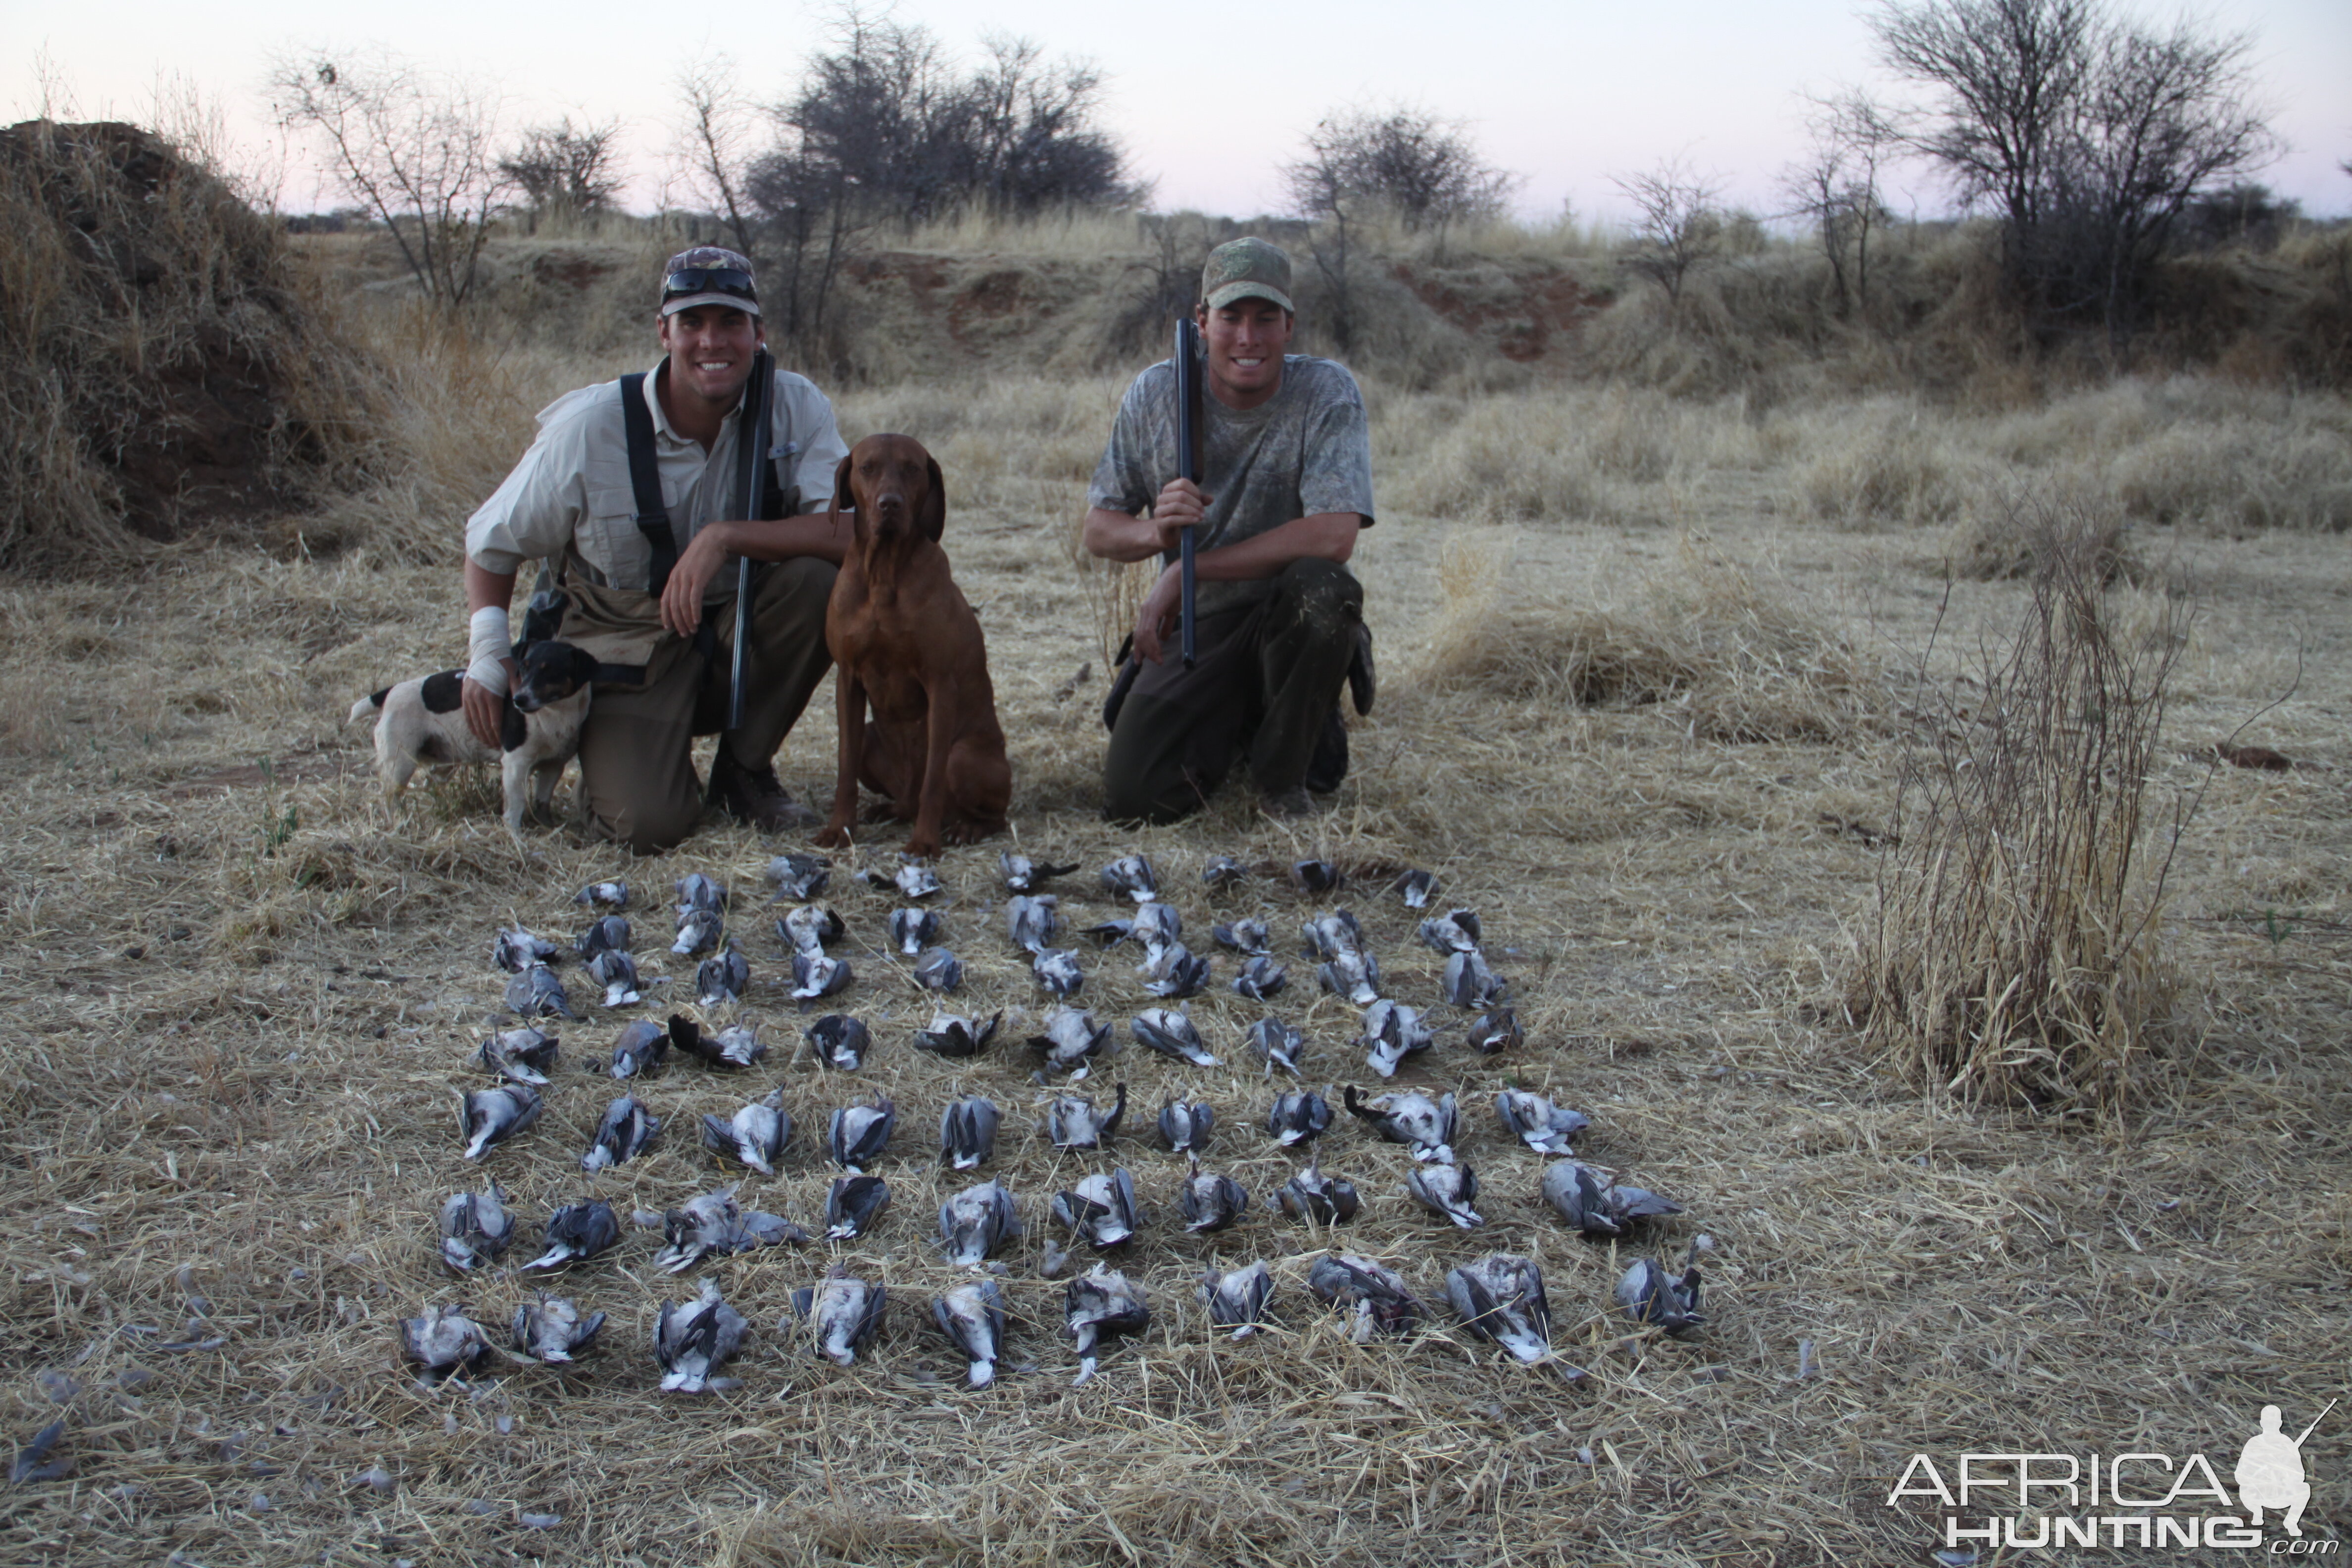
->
xmin=659 ymin=245 xmax=760 ymax=318
xmin=1200 ymin=237 xmax=1294 ymax=314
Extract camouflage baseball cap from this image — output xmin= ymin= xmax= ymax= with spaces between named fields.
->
xmin=1200 ymin=237 xmax=1294 ymax=314
xmin=659 ymin=245 xmax=760 ymax=318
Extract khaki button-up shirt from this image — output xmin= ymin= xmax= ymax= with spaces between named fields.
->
xmin=465 ymin=359 xmax=849 ymax=596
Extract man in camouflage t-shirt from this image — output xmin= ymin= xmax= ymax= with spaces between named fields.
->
xmin=1083 ymin=237 xmax=1375 ymax=823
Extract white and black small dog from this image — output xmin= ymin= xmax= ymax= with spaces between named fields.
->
xmin=349 ymin=641 xmax=601 ymax=840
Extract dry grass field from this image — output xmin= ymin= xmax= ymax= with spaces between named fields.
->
xmin=5 ymin=239 xmax=2352 ymax=1567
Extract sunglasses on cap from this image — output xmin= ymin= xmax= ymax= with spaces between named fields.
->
xmin=661 ymin=267 xmax=757 ymax=302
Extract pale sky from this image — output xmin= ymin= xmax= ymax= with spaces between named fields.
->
xmin=10 ymin=0 xmax=2349 ymax=222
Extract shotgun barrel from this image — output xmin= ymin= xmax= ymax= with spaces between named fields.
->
xmin=1173 ymin=319 xmax=1203 ymax=668
xmin=726 ymin=348 xmax=773 ymax=732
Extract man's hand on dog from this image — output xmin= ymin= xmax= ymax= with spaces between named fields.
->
xmin=463 ymin=660 xmax=519 ymax=748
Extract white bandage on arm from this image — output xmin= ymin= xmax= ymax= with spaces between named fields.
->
xmin=466 ymin=606 xmax=511 ymax=695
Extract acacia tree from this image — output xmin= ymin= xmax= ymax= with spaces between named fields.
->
xmin=1285 ymin=105 xmax=1516 ymax=244
xmin=1867 ymin=0 xmax=2276 ymax=346
xmin=267 ymin=49 xmax=508 ymax=310
xmin=669 ymin=52 xmax=761 ymax=260
xmin=1782 ymin=90 xmax=1900 ymax=320
xmin=1612 ymin=157 xmax=1727 ymax=320
xmin=499 ymin=117 xmax=624 ymax=229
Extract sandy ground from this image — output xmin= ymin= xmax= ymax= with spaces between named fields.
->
xmin=1 ymin=380 xmax=2347 ymax=1566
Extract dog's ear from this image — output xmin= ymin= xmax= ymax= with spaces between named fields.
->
xmin=919 ymin=457 xmax=945 ymax=543
xmin=831 ymin=453 xmax=856 ymax=520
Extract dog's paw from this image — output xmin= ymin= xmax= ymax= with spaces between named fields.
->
xmin=940 ymin=819 xmax=1002 ymax=848
xmin=904 ymin=833 xmax=942 ymax=860
xmin=813 ymin=821 xmax=855 ymax=850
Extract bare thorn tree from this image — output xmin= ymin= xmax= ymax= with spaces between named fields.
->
xmin=1782 ymin=90 xmax=1901 ymax=320
xmin=267 ymin=49 xmax=508 ymax=311
xmin=671 ymin=51 xmax=760 ymax=259
xmin=499 ymin=117 xmax=625 ymax=231
xmin=1612 ymin=157 xmax=1727 ymax=320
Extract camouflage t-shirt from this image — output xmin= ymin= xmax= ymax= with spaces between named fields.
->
xmin=1087 ymin=351 xmax=1375 ymax=616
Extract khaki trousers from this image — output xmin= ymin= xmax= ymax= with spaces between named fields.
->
xmin=575 ymin=557 xmax=837 ymax=852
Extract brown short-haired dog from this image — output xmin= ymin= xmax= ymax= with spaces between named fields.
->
xmin=814 ymin=434 xmax=1011 ymax=858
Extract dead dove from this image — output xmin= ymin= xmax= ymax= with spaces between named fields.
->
xmin=888 ymin=906 xmax=940 ymax=957
xmin=825 ymin=1174 xmax=891 ymax=1240
xmin=794 ymin=1266 xmax=887 ymax=1366
xmin=587 ymin=948 xmax=644 ymax=1008
xmin=11 ymin=1418 xmax=69 ymax=1484
xmin=828 ymin=1098 xmax=896 ymax=1172
xmin=1317 ymin=949 xmax=1383 ymax=1008
xmin=671 ymin=1015 xmax=766 ymax=1069
xmin=938 ymin=1180 xmax=1019 ymax=1265
xmin=696 ymin=943 xmax=747 ymax=1007
xmin=1289 ymin=859 xmax=1342 ymax=894
xmin=1308 ymin=1254 xmax=1423 ymax=1339
xmin=1389 ymin=869 xmax=1436 ymax=909
xmin=1443 ymin=948 xmax=1507 ymax=1009
xmin=766 ymin=853 xmax=831 ymax=901
xmin=671 ymin=906 xmax=723 ymax=958
xmin=521 ymin=1200 xmax=622 ymax=1272
xmin=1406 ymin=1162 xmax=1484 ymax=1228
xmin=1344 ymin=1085 xmax=1457 ymax=1163
xmin=933 ymin=1278 xmax=1008 ymax=1388
xmin=608 ymin=1019 xmax=670 ymax=1079
xmin=1001 ymin=851 xmax=1079 ymax=893
xmin=493 ymin=927 xmax=560 ymax=974
xmin=457 ymin=1083 xmax=541 ymax=1161
xmin=1156 ymin=1098 xmax=1215 ymax=1154
xmin=1006 ymin=895 xmax=1060 ymax=953
xmin=1265 ymin=1087 xmax=1331 ymax=1146
xmin=1542 ymin=1160 xmax=1683 ymax=1237
xmin=1141 ymin=942 xmax=1211 ymax=998
xmin=1416 ymin=908 xmax=1482 ymax=954
xmin=1130 ymin=1008 xmax=1218 ymax=1067
xmin=1247 ymin=1018 xmax=1306 ymax=1078
xmin=512 ymin=1293 xmax=605 ymax=1364
xmin=1099 ymin=855 xmax=1159 ymax=903
xmin=1299 ymin=910 xmax=1366 ymax=960
xmin=437 ymin=1183 xmax=515 ymax=1272
xmin=1045 ymin=1084 xmax=1126 ymax=1149
xmin=805 ymin=1014 xmax=870 ymax=1072
xmin=1032 ymin=947 xmax=1084 ymax=997
xmin=580 ymin=1095 xmax=659 ymax=1174
xmin=939 ymin=1097 xmax=1000 ymax=1170
xmin=1357 ymin=999 xmax=1432 ymax=1078
xmin=700 ymin=1089 xmax=791 ymax=1176
xmin=1446 ymin=1253 xmax=1553 ymax=1364
xmin=1468 ymin=1007 xmax=1521 ymax=1056
xmin=895 ymin=862 xmax=943 ymax=900
xmin=575 ymin=880 xmax=630 ymax=910
xmin=675 ymin=872 xmax=727 ymax=912
xmin=790 ymin=950 xmax=852 ymax=1000
xmin=477 ymin=1027 xmax=559 ymax=1085
xmin=1199 ymin=1260 xmax=1275 ymax=1339
xmin=912 ymin=1010 xmax=1000 ymax=1058
xmin=1064 ymin=1263 xmax=1149 ymax=1386
xmin=1496 ymin=1090 xmax=1590 ymax=1155
xmin=782 ymin=904 xmax=845 ymax=956
xmin=654 ymin=1188 xmax=744 ymax=1274
xmin=1278 ymin=1161 xmax=1361 ymax=1224
xmin=576 ymin=915 xmax=632 ymax=961
xmin=1200 ymin=855 xmax=1247 ymax=890
xmin=1617 ymin=1248 xmax=1705 ymax=1337
xmin=399 ymin=1304 xmax=490 ymax=1379
xmin=506 ymin=963 xmax=578 ymax=1019
xmin=655 ymin=1280 xmax=746 ymax=1392
xmin=1230 ymin=955 xmax=1288 ymax=1000
xmin=1178 ymin=1159 xmax=1249 ymax=1233
xmin=913 ymin=947 xmax=964 ymax=993
xmin=1212 ymin=918 xmax=1272 ymax=956
xmin=1051 ymin=1169 xmax=1138 ymax=1249
xmin=1028 ymin=1007 xmax=1109 ymax=1078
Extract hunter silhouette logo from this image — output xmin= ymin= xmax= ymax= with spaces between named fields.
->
xmin=1887 ymin=1400 xmax=2336 ymax=1553
xmin=2237 ymin=1401 xmax=2331 ymax=1538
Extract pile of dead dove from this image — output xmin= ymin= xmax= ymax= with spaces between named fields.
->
xmin=411 ymin=850 xmax=1711 ymax=1398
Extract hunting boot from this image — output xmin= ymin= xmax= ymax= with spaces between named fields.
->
xmin=708 ymin=744 xmax=820 ymax=832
